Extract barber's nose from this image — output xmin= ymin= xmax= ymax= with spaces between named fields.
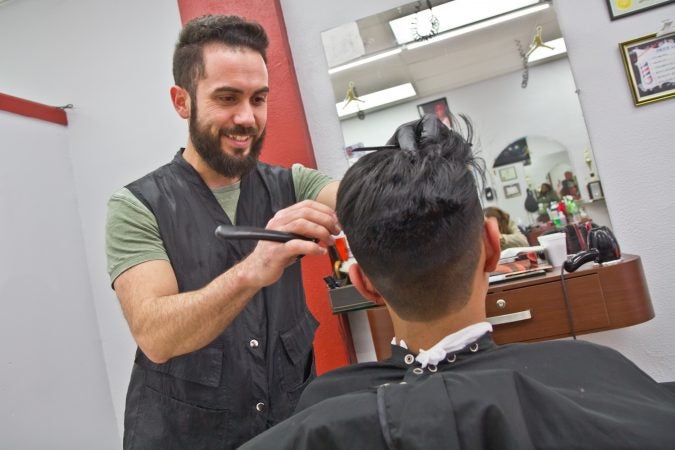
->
xmin=234 ymin=103 xmax=256 ymax=126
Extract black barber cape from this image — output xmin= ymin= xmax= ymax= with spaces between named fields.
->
xmin=239 ymin=334 xmax=675 ymax=449
xmin=123 ymin=151 xmax=318 ymax=449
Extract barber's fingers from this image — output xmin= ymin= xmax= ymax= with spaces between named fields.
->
xmin=243 ymin=237 xmax=327 ymax=288
xmin=386 ymin=118 xmax=418 ymax=150
xmin=267 ymin=200 xmax=341 ymax=242
xmin=386 ymin=114 xmax=450 ymax=151
xmin=418 ymin=113 xmax=450 ymax=145
xmin=276 ymin=199 xmax=337 ymax=219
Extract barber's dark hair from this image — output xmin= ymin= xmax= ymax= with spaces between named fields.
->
xmin=337 ymin=116 xmax=484 ymax=321
xmin=173 ymin=15 xmax=269 ymax=98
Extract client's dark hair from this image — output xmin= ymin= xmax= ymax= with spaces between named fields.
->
xmin=173 ymin=15 xmax=269 ymax=98
xmin=337 ymin=117 xmax=484 ymax=321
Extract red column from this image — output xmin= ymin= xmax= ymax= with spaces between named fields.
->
xmin=176 ymin=0 xmax=351 ymax=373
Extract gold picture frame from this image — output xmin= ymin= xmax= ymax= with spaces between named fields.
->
xmin=620 ymin=33 xmax=675 ymax=106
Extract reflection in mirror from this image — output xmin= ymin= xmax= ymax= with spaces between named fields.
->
xmin=321 ymin=0 xmax=611 ymax=237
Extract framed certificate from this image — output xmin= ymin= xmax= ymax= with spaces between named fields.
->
xmin=606 ymin=0 xmax=675 ymax=20
xmin=620 ymin=33 xmax=675 ymax=106
xmin=503 ymin=183 xmax=521 ymax=199
xmin=499 ymin=166 xmax=518 ymax=182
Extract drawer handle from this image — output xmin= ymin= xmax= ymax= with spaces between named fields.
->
xmin=487 ymin=309 xmax=532 ymax=326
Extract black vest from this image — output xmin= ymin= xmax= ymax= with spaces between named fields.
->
xmin=122 ymin=151 xmax=318 ymax=449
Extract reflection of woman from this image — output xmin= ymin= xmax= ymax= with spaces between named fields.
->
xmin=537 ymin=182 xmax=559 ymax=204
xmin=484 ymin=207 xmax=529 ymax=250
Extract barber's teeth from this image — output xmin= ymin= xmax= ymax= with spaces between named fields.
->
xmin=226 ymin=134 xmax=250 ymax=141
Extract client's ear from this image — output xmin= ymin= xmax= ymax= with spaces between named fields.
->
xmin=348 ymin=264 xmax=385 ymax=305
xmin=483 ymin=218 xmax=502 ymax=272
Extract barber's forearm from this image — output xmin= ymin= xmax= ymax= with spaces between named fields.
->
xmin=118 ymin=200 xmax=337 ymax=363
xmin=130 ymin=261 xmax=261 ymax=364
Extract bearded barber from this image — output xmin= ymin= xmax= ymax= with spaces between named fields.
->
xmin=105 ymin=15 xmax=341 ymax=449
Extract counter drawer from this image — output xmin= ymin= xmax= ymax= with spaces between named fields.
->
xmin=486 ymin=273 xmax=609 ymax=344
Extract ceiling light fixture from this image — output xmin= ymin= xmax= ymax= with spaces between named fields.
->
xmin=336 ymin=83 xmax=417 ymax=118
xmin=328 ymin=48 xmax=402 ymax=75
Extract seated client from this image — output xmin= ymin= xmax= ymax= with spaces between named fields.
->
xmin=239 ymin=116 xmax=675 ymax=449
xmin=483 ymin=206 xmax=528 ymax=249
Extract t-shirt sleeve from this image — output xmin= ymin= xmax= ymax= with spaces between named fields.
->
xmin=291 ymin=163 xmax=334 ymax=201
xmin=105 ymin=187 xmax=169 ymax=285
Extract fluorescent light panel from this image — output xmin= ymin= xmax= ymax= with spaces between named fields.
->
xmin=328 ymin=48 xmax=402 ymax=75
xmin=389 ymin=0 xmax=541 ymax=45
xmin=527 ymin=37 xmax=566 ymax=62
xmin=336 ymin=83 xmax=416 ymax=118
xmin=405 ymin=3 xmax=550 ymax=50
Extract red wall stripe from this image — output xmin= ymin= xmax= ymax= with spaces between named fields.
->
xmin=0 ymin=92 xmax=68 ymax=126
xmin=176 ymin=0 xmax=351 ymax=374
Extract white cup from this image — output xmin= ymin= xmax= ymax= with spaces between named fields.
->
xmin=537 ymin=232 xmax=568 ymax=267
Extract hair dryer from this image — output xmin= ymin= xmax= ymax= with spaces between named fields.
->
xmin=563 ymin=226 xmax=621 ymax=272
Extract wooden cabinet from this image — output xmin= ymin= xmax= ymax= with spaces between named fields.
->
xmin=486 ymin=273 xmax=609 ymax=343
xmin=351 ymin=254 xmax=653 ymax=361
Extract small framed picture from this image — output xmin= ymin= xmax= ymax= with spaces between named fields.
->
xmin=620 ymin=33 xmax=675 ymax=106
xmin=499 ymin=166 xmax=518 ymax=182
xmin=605 ymin=0 xmax=674 ymax=20
xmin=587 ymin=180 xmax=604 ymax=199
xmin=417 ymin=97 xmax=452 ymax=128
xmin=503 ymin=183 xmax=521 ymax=199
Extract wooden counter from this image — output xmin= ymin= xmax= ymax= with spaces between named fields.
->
xmin=345 ymin=254 xmax=653 ymax=361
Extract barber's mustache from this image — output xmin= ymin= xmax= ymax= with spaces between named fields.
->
xmin=220 ymin=125 xmax=259 ymax=137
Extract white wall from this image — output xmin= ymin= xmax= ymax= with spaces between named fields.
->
xmin=554 ymin=0 xmax=675 ymax=381
xmin=0 ymin=110 xmax=119 ymax=447
xmin=281 ymin=0 xmax=675 ymax=381
xmin=0 ymin=0 xmax=184 ymax=443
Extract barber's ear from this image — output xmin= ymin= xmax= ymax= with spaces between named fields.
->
xmin=349 ymin=264 xmax=385 ymax=305
xmin=170 ymin=85 xmax=191 ymax=119
xmin=483 ymin=218 xmax=501 ymax=272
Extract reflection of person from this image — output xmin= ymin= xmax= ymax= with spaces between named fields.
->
xmin=537 ymin=182 xmax=559 ymax=204
xmin=433 ymin=101 xmax=452 ymax=129
xmin=559 ymin=170 xmax=581 ymax=200
xmin=105 ymin=15 xmax=342 ymax=449
xmin=483 ymin=206 xmax=529 ymax=250
xmin=239 ymin=116 xmax=675 ymax=449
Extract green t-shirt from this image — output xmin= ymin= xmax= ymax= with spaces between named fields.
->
xmin=106 ymin=163 xmax=334 ymax=283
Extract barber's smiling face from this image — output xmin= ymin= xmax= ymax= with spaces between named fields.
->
xmin=189 ymin=43 xmax=269 ymax=178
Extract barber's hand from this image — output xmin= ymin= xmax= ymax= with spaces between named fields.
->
xmin=240 ymin=200 xmax=340 ymax=287
xmin=386 ymin=113 xmax=451 ymax=151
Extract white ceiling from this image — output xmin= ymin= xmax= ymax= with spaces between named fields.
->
xmin=326 ymin=0 xmax=562 ymax=106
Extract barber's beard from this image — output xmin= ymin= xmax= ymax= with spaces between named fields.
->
xmin=189 ymin=105 xmax=265 ymax=179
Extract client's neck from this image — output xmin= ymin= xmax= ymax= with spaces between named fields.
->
xmin=390 ymin=275 xmax=489 ymax=354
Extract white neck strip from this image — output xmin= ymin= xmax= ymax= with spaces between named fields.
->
xmin=392 ymin=322 xmax=493 ymax=368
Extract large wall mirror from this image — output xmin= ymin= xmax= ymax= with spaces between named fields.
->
xmin=320 ymin=0 xmax=611 ymax=235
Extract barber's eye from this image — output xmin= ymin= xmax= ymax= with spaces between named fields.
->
xmin=218 ymin=96 xmax=236 ymax=103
